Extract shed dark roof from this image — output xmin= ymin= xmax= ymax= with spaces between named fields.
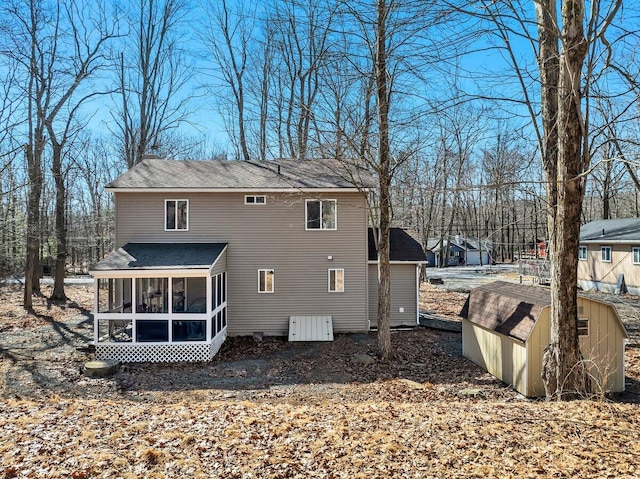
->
xmin=90 ymin=243 xmax=227 ymax=271
xmin=580 ymin=218 xmax=640 ymax=244
xmin=460 ymin=281 xmax=551 ymax=342
xmin=368 ymin=228 xmax=427 ymax=262
xmin=107 ymin=158 xmax=375 ymax=190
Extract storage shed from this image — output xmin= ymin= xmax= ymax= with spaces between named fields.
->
xmin=461 ymin=281 xmax=628 ymax=397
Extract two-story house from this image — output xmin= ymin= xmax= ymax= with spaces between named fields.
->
xmin=578 ymin=217 xmax=640 ymax=295
xmin=90 ymin=158 xmax=426 ymax=362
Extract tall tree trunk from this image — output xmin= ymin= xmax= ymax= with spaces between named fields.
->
xmin=51 ymin=144 xmax=67 ymax=300
xmin=538 ymin=0 xmax=589 ymax=400
xmin=376 ymin=0 xmax=393 ymax=360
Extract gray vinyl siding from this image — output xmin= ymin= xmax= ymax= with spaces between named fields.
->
xmin=368 ymin=263 xmax=418 ymax=327
xmin=211 ymin=248 xmax=227 ymax=276
xmin=115 ymin=191 xmax=369 ymax=335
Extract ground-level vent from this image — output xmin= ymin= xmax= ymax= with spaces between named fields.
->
xmin=288 ymin=315 xmax=334 ymax=341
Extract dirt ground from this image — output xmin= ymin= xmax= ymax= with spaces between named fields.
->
xmin=1 ymin=282 xmax=639 ymax=478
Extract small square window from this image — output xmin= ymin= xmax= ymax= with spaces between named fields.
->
xmin=578 ymin=318 xmax=589 ymax=336
xmin=328 ymin=268 xmax=344 ymax=293
xmin=165 ymin=199 xmax=188 ymax=230
xmin=633 ymin=247 xmax=640 ymax=265
xmin=601 ymin=246 xmax=611 ymax=263
xmin=245 ymin=195 xmax=266 ymax=205
xmin=258 ymin=269 xmax=274 ymax=293
xmin=578 ymin=246 xmax=587 ymax=261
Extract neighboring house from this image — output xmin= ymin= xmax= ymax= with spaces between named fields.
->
xmin=90 ymin=158 xmax=426 ymax=362
xmin=427 ymin=237 xmax=491 ymax=267
xmin=461 ymin=281 xmax=628 ymax=397
xmin=578 ymin=218 xmax=640 ymax=295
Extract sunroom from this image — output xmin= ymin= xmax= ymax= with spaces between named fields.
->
xmin=90 ymin=243 xmax=228 ymax=362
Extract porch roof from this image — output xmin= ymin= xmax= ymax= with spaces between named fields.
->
xmin=90 ymin=243 xmax=227 ymax=271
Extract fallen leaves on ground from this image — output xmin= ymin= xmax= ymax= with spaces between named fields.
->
xmin=1 ymin=283 xmax=639 ymax=478
xmin=0 ymin=394 xmax=638 ymax=478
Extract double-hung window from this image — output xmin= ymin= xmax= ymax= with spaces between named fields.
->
xmin=306 ymin=199 xmax=337 ymax=230
xmin=165 ymin=199 xmax=188 ymax=230
xmin=258 ymin=269 xmax=274 ymax=293
xmin=578 ymin=246 xmax=587 ymax=261
xmin=328 ymin=268 xmax=344 ymax=293
xmin=601 ymin=246 xmax=611 ymax=263
xmin=633 ymin=247 xmax=640 ymax=265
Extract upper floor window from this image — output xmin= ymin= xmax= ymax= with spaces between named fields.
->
xmin=633 ymin=247 xmax=640 ymax=265
xmin=578 ymin=246 xmax=587 ymax=261
xmin=306 ymin=199 xmax=336 ymax=230
xmin=245 ymin=195 xmax=266 ymax=205
xmin=165 ymin=199 xmax=188 ymax=231
xmin=600 ymin=246 xmax=611 ymax=263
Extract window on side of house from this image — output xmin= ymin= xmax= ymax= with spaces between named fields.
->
xmin=165 ymin=199 xmax=188 ymax=230
xmin=306 ymin=199 xmax=337 ymax=230
xmin=258 ymin=269 xmax=274 ymax=293
xmin=328 ymin=268 xmax=344 ymax=293
xmin=578 ymin=246 xmax=587 ymax=261
xmin=578 ymin=318 xmax=589 ymax=336
xmin=601 ymin=246 xmax=611 ymax=262
xmin=633 ymin=247 xmax=640 ymax=265
xmin=245 ymin=195 xmax=266 ymax=205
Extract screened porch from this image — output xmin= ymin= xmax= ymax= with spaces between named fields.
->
xmin=90 ymin=243 xmax=228 ymax=362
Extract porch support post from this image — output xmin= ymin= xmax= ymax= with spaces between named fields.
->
xmin=93 ymin=277 xmax=99 ymax=344
xmin=206 ymin=275 xmax=212 ymax=340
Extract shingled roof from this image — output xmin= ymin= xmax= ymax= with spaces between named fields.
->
xmin=107 ymin=158 xmax=375 ymax=190
xmin=368 ymin=228 xmax=426 ymax=262
xmin=580 ymin=218 xmax=640 ymax=244
xmin=91 ymin=243 xmax=227 ymax=271
xmin=460 ymin=281 xmax=551 ymax=342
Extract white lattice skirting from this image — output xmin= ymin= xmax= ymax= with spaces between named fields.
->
xmin=95 ymin=330 xmax=227 ymax=363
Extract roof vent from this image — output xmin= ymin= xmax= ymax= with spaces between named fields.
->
xmin=277 ymin=164 xmax=281 ymax=175
xmin=602 ymin=228 xmax=605 ymax=236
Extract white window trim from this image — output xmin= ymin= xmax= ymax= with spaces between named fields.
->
xmin=578 ymin=246 xmax=587 ymax=261
xmin=164 ymin=199 xmax=189 ymax=231
xmin=245 ymin=195 xmax=266 ymax=205
xmin=328 ymin=268 xmax=344 ymax=293
xmin=258 ymin=269 xmax=274 ymax=293
xmin=305 ymin=199 xmax=337 ymax=231
xmin=600 ymin=246 xmax=612 ymax=263
xmin=633 ymin=247 xmax=640 ymax=265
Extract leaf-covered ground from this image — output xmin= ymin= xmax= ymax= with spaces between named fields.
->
xmin=1 ymin=283 xmax=639 ymax=478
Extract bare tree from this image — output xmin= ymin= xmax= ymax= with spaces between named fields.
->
xmin=535 ymin=0 xmax=623 ymax=399
xmin=114 ymin=0 xmax=194 ymax=168
xmin=202 ymin=0 xmax=255 ymax=162
xmin=43 ymin=1 xmax=118 ymax=300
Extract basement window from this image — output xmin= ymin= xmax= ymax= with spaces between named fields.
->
xmin=578 ymin=318 xmax=589 ymax=336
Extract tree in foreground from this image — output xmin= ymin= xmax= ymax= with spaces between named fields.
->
xmin=535 ymin=0 xmax=622 ymax=399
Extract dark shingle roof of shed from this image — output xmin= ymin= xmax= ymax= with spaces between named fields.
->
xmin=90 ymin=243 xmax=227 ymax=271
xmin=107 ymin=158 xmax=374 ymax=190
xmin=580 ymin=217 xmax=640 ymax=243
xmin=460 ymin=281 xmax=551 ymax=342
xmin=368 ymin=228 xmax=427 ymax=262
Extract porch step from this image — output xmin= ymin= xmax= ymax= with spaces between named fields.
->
xmin=288 ymin=315 xmax=334 ymax=342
